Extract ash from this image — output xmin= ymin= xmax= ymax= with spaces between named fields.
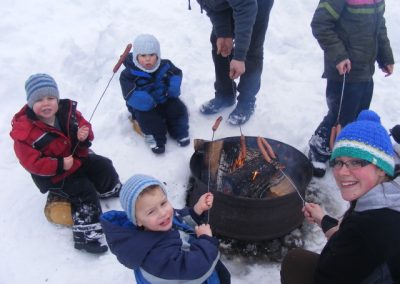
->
xmin=217 ymin=227 xmax=304 ymax=262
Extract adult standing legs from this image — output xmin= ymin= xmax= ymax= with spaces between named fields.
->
xmin=308 ymin=79 xmax=374 ymax=177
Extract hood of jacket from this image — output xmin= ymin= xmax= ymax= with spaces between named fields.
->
xmin=355 ymin=178 xmax=400 ymax=213
xmin=100 ymin=210 xmax=166 ymax=269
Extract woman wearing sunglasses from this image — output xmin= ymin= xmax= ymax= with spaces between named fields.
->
xmin=281 ymin=110 xmax=400 ymax=284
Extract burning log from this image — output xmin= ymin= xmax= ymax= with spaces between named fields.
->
xmin=221 ymin=155 xmax=284 ymax=199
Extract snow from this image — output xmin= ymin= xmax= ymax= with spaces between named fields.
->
xmin=1 ymin=0 xmax=399 ymax=283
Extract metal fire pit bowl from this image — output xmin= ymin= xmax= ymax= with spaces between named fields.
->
xmin=187 ymin=136 xmax=313 ymax=241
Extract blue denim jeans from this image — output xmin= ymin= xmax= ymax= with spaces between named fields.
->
xmin=210 ymin=0 xmax=274 ymax=105
xmin=309 ymin=79 xmax=374 ymax=163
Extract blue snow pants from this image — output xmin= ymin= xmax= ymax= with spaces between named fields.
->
xmin=135 ymin=98 xmax=189 ymax=146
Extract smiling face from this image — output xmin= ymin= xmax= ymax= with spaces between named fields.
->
xmin=137 ymin=54 xmax=158 ymax=70
xmin=135 ymin=186 xmax=173 ymax=231
xmin=332 ymin=157 xmax=386 ymax=201
xmin=32 ymin=96 xmax=59 ymax=125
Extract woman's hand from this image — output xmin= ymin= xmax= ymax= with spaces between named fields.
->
xmin=303 ymin=202 xmax=325 ymax=227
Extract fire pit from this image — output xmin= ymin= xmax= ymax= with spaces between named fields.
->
xmin=187 ymin=136 xmax=312 ymax=241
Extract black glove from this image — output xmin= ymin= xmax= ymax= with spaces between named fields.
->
xmin=390 ymin=125 xmax=400 ymax=144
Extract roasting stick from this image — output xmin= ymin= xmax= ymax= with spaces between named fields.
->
xmin=257 ymin=137 xmax=306 ymax=206
xmin=71 ymin=44 xmax=132 ymax=156
xmin=329 ymin=73 xmax=346 ymax=149
xmin=206 ymin=116 xmax=223 ymax=224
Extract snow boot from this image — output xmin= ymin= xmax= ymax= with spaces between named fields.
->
xmin=177 ymin=136 xmax=190 ymax=147
xmin=200 ymin=97 xmax=235 ymax=115
xmin=99 ymin=182 xmax=122 ymax=199
xmin=144 ymin=134 xmax=165 ymax=154
xmin=227 ymin=102 xmax=255 ymax=125
xmin=311 ymin=161 xmax=327 ymax=178
xmin=73 ymin=223 xmax=108 ymax=254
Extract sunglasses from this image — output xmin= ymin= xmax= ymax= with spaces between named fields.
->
xmin=330 ymin=159 xmax=371 ymax=170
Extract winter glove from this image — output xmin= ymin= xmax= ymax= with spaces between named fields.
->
xmin=167 ymin=75 xmax=182 ymax=98
xmin=390 ymin=125 xmax=400 ymax=144
xmin=127 ymin=91 xmax=155 ymax=111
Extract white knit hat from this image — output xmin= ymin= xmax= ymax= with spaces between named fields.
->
xmin=132 ymin=34 xmax=161 ymax=73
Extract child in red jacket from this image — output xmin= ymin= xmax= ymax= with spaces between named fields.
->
xmin=10 ymin=73 xmax=121 ymax=254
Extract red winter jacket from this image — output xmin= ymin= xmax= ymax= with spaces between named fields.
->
xmin=10 ymin=99 xmax=94 ymax=184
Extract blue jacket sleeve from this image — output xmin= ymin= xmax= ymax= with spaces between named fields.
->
xmin=127 ymin=91 xmax=155 ymax=111
xmin=167 ymin=75 xmax=182 ymax=98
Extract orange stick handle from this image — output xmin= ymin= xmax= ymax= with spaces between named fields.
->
xmin=113 ymin=44 xmax=132 ymax=73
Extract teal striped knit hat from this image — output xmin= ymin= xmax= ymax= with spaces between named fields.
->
xmin=331 ymin=110 xmax=394 ymax=176
xmin=119 ymin=174 xmax=166 ymax=225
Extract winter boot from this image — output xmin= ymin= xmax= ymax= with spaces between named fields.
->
xmin=308 ymin=134 xmax=331 ymax=178
xmin=177 ymin=136 xmax=190 ymax=147
xmin=73 ymin=223 xmax=108 ymax=254
xmin=99 ymin=182 xmax=122 ymax=199
xmin=227 ymin=102 xmax=255 ymax=125
xmin=144 ymin=134 xmax=165 ymax=154
xmin=200 ymin=97 xmax=235 ymax=115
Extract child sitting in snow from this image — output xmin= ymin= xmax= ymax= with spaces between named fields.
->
xmin=10 ymin=73 xmax=121 ymax=254
xmin=120 ymin=34 xmax=189 ymax=154
xmin=101 ymin=174 xmax=230 ymax=284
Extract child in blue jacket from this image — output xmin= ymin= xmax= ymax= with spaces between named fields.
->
xmin=120 ymin=34 xmax=189 ymax=154
xmin=100 ymin=174 xmax=230 ymax=284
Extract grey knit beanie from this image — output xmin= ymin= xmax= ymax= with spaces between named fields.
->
xmin=25 ymin=73 xmax=59 ymax=108
xmin=132 ymin=34 xmax=161 ymax=73
xmin=119 ymin=174 xmax=167 ymax=225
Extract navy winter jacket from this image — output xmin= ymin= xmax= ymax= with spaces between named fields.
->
xmin=100 ymin=208 xmax=230 ymax=284
xmin=198 ymin=0 xmax=258 ymax=61
xmin=120 ymin=53 xmax=183 ymax=112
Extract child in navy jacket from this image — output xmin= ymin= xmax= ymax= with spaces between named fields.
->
xmin=120 ymin=34 xmax=189 ymax=154
xmin=101 ymin=174 xmax=230 ymax=284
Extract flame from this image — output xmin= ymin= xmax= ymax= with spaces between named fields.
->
xmin=232 ymin=155 xmax=245 ymax=170
xmin=252 ymin=171 xmax=259 ymax=180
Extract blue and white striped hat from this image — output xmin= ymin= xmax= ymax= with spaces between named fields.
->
xmin=25 ymin=73 xmax=59 ymax=108
xmin=331 ymin=110 xmax=395 ymax=176
xmin=120 ymin=174 xmax=166 ymax=225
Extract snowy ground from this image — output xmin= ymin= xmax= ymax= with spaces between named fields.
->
xmin=1 ymin=0 xmax=399 ymax=283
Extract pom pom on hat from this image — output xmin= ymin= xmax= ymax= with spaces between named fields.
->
xmin=119 ymin=174 xmax=166 ymax=225
xmin=132 ymin=34 xmax=161 ymax=73
xmin=25 ymin=73 xmax=59 ymax=109
xmin=331 ymin=110 xmax=395 ymax=176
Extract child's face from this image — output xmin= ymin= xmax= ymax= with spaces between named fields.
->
xmin=135 ymin=186 xmax=173 ymax=231
xmin=332 ymin=157 xmax=386 ymax=201
xmin=137 ymin=54 xmax=158 ymax=70
xmin=32 ymin=96 xmax=58 ymax=123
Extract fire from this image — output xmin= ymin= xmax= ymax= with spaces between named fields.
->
xmin=252 ymin=170 xmax=259 ymax=180
xmin=232 ymin=155 xmax=245 ymax=170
